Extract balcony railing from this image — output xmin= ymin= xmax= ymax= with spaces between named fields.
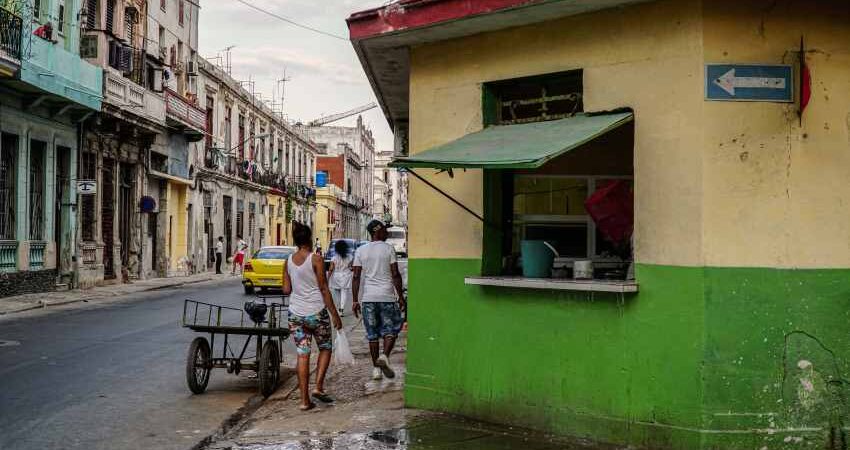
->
xmin=0 ymin=7 xmax=22 ymax=62
xmin=0 ymin=240 xmax=17 ymax=272
xmin=165 ymin=88 xmax=206 ymax=134
xmin=104 ymin=69 xmax=165 ymax=124
xmin=29 ymin=241 xmax=46 ymax=269
xmin=81 ymin=242 xmax=98 ymax=265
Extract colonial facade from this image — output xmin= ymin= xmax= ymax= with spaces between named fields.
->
xmin=77 ymin=0 xmax=204 ymax=286
xmin=0 ymin=0 xmax=102 ymax=295
xmin=310 ymin=116 xmax=375 ymax=240
xmin=373 ymin=150 xmax=407 ymax=225
xmin=190 ymin=58 xmax=318 ymax=271
xmin=350 ymin=1 xmax=850 ymax=449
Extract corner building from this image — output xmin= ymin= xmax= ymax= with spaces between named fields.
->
xmin=349 ymin=1 xmax=850 ymax=449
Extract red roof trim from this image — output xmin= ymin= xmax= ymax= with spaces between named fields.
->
xmin=347 ymin=0 xmax=543 ymax=40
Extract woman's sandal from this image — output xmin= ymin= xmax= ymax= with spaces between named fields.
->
xmin=299 ymin=402 xmax=317 ymax=411
xmin=312 ymin=392 xmax=335 ymax=404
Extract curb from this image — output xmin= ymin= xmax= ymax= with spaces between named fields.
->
xmin=0 ymin=276 xmax=221 ymax=316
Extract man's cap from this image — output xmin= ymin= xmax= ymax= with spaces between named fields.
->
xmin=366 ymin=219 xmax=386 ymax=235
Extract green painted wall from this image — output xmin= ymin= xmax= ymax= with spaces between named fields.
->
xmin=406 ymin=260 xmax=850 ymax=449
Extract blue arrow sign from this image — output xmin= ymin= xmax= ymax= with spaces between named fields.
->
xmin=706 ymin=64 xmax=793 ymax=102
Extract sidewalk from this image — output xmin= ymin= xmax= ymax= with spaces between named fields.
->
xmin=205 ymin=323 xmax=616 ymax=450
xmin=0 ymin=271 xmax=227 ymax=316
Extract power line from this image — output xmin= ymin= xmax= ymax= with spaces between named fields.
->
xmin=233 ymin=0 xmax=347 ymax=41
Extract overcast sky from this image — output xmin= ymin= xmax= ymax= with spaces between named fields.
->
xmin=198 ymin=1 xmax=392 ymax=150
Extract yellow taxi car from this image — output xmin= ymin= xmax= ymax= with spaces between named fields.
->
xmin=242 ymin=246 xmax=297 ymax=295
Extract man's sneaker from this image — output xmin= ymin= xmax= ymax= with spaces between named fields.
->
xmin=376 ymin=354 xmax=396 ymax=379
xmin=372 ymin=367 xmax=383 ymax=380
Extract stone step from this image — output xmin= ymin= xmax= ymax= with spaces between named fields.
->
xmin=54 ymin=283 xmax=70 ymax=291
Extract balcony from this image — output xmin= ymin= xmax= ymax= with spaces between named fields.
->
xmin=103 ymin=68 xmax=165 ymax=125
xmin=19 ymin=28 xmax=102 ymax=111
xmin=0 ymin=7 xmax=22 ymax=77
xmin=165 ymin=88 xmax=206 ymax=141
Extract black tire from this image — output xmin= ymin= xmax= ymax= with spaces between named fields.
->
xmin=244 ymin=284 xmax=254 ymax=295
xmin=186 ymin=337 xmax=211 ymax=394
xmin=258 ymin=340 xmax=280 ymax=398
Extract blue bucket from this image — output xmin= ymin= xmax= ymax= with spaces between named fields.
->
xmin=520 ymin=240 xmax=558 ymax=278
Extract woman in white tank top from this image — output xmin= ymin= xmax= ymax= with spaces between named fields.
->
xmin=283 ymin=223 xmax=342 ymax=411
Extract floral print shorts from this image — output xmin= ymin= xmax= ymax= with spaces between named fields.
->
xmin=288 ymin=309 xmax=333 ymax=355
xmin=361 ymin=302 xmax=403 ymax=342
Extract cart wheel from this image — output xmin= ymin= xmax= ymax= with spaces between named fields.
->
xmin=258 ymin=340 xmax=280 ymax=398
xmin=244 ymin=285 xmax=254 ymax=295
xmin=186 ymin=337 xmax=211 ymax=394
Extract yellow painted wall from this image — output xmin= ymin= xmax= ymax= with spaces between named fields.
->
xmin=409 ymin=0 xmax=705 ymax=265
xmin=316 ymin=188 xmax=337 ymax=251
xmin=701 ymin=0 xmax=850 ymax=268
xmin=166 ymin=182 xmax=189 ymax=271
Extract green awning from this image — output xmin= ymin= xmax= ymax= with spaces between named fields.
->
xmin=391 ymin=112 xmax=633 ymax=169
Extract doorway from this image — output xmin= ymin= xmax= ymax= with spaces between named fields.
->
xmin=119 ymin=164 xmax=133 ymax=269
xmin=55 ymin=146 xmax=71 ymax=272
xmin=102 ymin=158 xmax=115 ymax=279
xmin=223 ymin=195 xmax=232 ymax=259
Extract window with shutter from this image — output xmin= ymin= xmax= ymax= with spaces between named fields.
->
xmin=178 ymin=0 xmax=184 ymax=26
xmin=58 ymin=4 xmax=65 ymax=33
xmin=33 ymin=0 xmax=41 ymax=20
xmin=125 ymin=9 xmax=134 ymax=44
xmin=86 ymin=0 xmax=98 ymax=28
xmin=106 ymin=0 xmax=115 ymax=33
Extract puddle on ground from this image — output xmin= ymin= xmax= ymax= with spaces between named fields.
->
xmin=236 ymin=414 xmax=620 ymax=450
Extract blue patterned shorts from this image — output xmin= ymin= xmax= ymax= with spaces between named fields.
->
xmin=288 ymin=309 xmax=333 ymax=355
xmin=361 ymin=302 xmax=403 ymax=342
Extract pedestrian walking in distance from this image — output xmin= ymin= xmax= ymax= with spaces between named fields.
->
xmin=215 ymin=236 xmax=224 ymax=274
xmin=283 ymin=222 xmax=343 ymax=411
xmin=328 ymin=240 xmax=354 ymax=316
xmin=231 ymin=235 xmax=247 ymax=275
xmin=353 ymin=220 xmax=406 ymax=380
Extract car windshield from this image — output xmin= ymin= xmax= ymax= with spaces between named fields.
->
xmin=253 ymin=248 xmax=295 ymax=260
xmin=388 ymin=231 xmax=405 ymax=239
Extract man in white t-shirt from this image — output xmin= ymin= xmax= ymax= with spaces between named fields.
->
xmin=353 ymin=220 xmax=405 ymax=380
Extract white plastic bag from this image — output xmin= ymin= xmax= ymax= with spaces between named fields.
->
xmin=333 ymin=329 xmax=356 ymax=366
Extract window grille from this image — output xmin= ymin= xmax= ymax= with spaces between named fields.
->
xmin=29 ymin=140 xmax=46 ymax=241
xmin=0 ymin=133 xmax=17 ymax=240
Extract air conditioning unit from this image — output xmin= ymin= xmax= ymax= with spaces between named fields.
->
xmin=159 ymin=46 xmax=167 ymax=60
xmin=187 ymin=60 xmax=197 ymax=76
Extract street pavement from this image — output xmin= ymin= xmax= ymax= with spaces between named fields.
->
xmin=0 ymin=276 xmax=292 ymax=450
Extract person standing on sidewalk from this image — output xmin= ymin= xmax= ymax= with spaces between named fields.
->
xmin=283 ymin=222 xmax=343 ymax=411
xmin=232 ymin=235 xmax=247 ymax=275
xmin=328 ymin=239 xmax=353 ymax=316
xmin=353 ymin=220 xmax=406 ymax=380
xmin=215 ymin=236 xmax=224 ymax=274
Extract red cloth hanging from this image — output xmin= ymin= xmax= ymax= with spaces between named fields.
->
xmin=584 ymin=180 xmax=634 ymax=245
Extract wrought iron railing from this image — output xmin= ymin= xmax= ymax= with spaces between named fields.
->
xmin=0 ymin=7 xmax=22 ymax=62
xmin=29 ymin=241 xmax=46 ymax=269
xmin=0 ymin=240 xmax=17 ymax=272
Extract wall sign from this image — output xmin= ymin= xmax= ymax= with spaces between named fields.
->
xmin=705 ymin=64 xmax=793 ymax=102
xmin=76 ymin=180 xmax=97 ymax=195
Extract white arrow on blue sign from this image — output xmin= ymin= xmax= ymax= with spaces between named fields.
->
xmin=77 ymin=180 xmax=97 ymax=195
xmin=705 ymin=64 xmax=793 ymax=102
